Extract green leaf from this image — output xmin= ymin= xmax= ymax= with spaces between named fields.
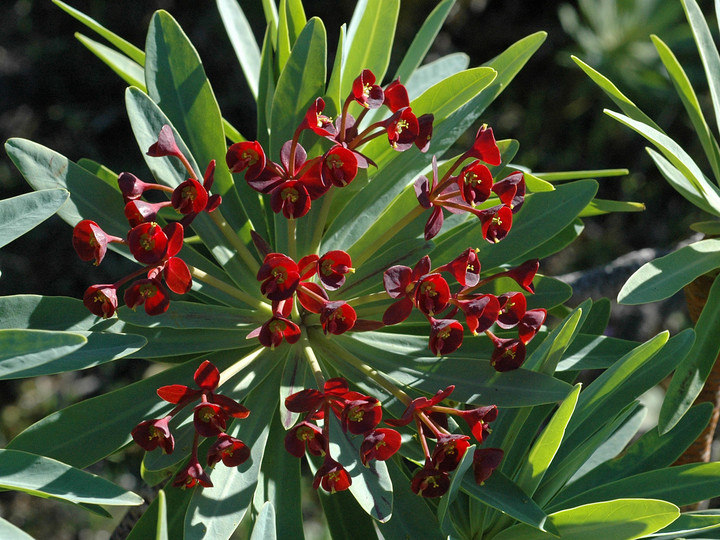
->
xmin=117 ymin=301 xmax=259 ymax=330
xmin=578 ymin=198 xmax=645 ymax=217
xmin=393 ymin=0 xmax=455 ymax=83
xmin=405 ymin=52 xmax=470 ymax=99
xmin=75 ymin=33 xmax=146 ymax=89
xmin=0 ymin=518 xmax=34 ymax=540
xmin=126 ymin=485 xmax=194 ymax=540
xmin=683 ymin=0 xmax=720 ymax=145
xmin=660 ymin=274 xmax=720 ymax=433
xmin=618 ymin=238 xmax=720 ymax=304
xmin=691 ymin=220 xmax=720 ymax=235
xmin=572 ymin=55 xmax=662 ymax=131
xmin=317 ymin=485 xmax=379 ymax=540
xmin=279 ymin=344 xmax=307 ymax=429
xmin=535 ymin=168 xmax=629 ymax=182
xmin=438 ymin=444 xmax=476 ymax=537
xmin=156 ymin=490 xmax=169 ymax=540
xmin=5 ymin=138 xmax=128 ymax=235
xmin=649 ymin=509 xmax=720 ymax=539
xmin=282 ymin=0 xmax=307 ymax=45
xmin=557 ymin=335 xmax=638 ymax=371
xmin=651 ymin=33 xmax=720 ymax=181
xmin=0 ymin=189 xmax=68 ymax=248
xmin=53 ymin=0 xmax=145 ymax=64
xmin=269 ymin=17 xmax=326 ymax=157
xmin=216 ymin=0 xmax=261 ymax=98
xmin=552 ymin=402 xmax=713 ymax=506
xmin=524 ymin=308 xmax=583 ymax=374
xmin=606 ymin=110 xmax=720 ymax=216
xmin=342 ymin=0 xmax=399 ymax=92
xmin=0 ymin=295 xmax=101 ymax=332
xmin=461 ymin=471 xmax=558 ymax=535
xmin=0 ymin=330 xmax=145 ymax=379
xmin=550 ymin=462 xmax=720 ymax=512
xmin=493 ymin=498 xmax=679 ymax=540
xmin=514 ymin=384 xmax=581 ymax=498
xmin=184 ymin=358 xmax=282 ymax=540
xmin=0 ymin=449 xmax=143 ymax=507
xmin=250 ymin=502 xmax=277 ymax=540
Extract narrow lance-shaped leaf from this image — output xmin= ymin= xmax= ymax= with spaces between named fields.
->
xmin=0 ymin=189 xmax=69 ymax=249
xmin=216 ymin=0 xmax=261 ymax=98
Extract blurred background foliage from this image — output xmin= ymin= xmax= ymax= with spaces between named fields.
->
xmin=0 ymin=0 xmax=716 ymax=537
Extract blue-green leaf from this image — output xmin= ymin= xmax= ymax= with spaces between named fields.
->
xmin=0 ymin=189 xmax=69 ymax=249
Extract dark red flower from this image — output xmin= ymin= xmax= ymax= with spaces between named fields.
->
xmin=518 ymin=309 xmax=546 ymax=344
xmin=488 ymin=333 xmax=526 ymax=372
xmin=411 ymin=465 xmax=450 ymax=498
xmin=207 ymin=433 xmax=251 ymax=467
xmin=457 ymin=405 xmax=498 ymax=443
xmin=226 ymin=140 xmax=266 ymax=180
xmin=255 ymin=315 xmax=302 ymax=348
xmin=257 ymin=253 xmax=300 ymax=301
xmin=476 ymin=205 xmax=513 ymax=244
xmin=341 ymin=396 xmax=382 ymax=434
xmin=415 ymin=113 xmax=434 ymax=153
xmin=385 ymin=107 xmax=419 ymax=151
xmin=496 ymin=292 xmax=527 ymax=329
xmin=118 ymin=172 xmax=161 ymax=202
xmin=73 ymin=220 xmax=119 ymax=265
xmin=172 ymin=177 xmax=209 ymax=215
xmin=302 ymin=97 xmax=336 ymax=137
xmin=83 ymin=284 xmax=119 ymax=318
xmin=163 ymin=256 xmax=192 ymax=294
xmin=428 ymin=318 xmax=464 ymax=356
xmin=456 ymin=294 xmax=500 ymax=334
xmin=296 ymin=282 xmax=328 ymax=314
xmin=383 ymin=79 xmax=410 ymax=112
xmin=193 ymin=402 xmax=227 ymax=438
xmin=270 ymin=180 xmax=311 ymax=219
xmin=505 ymin=259 xmax=539 ymax=294
xmin=352 ymin=69 xmax=384 ymax=109
xmin=437 ymin=248 xmax=481 ymax=288
xmin=466 ymin=125 xmax=501 ymax=166
xmin=431 ymin=434 xmax=471 ymax=472
xmin=127 ymin=222 xmax=168 ymax=265
xmin=382 ymin=257 xmax=432 ymax=324
xmin=414 ymin=274 xmax=451 ymax=317
xmin=285 ymin=420 xmax=326 ymax=458
xmin=360 ymin=428 xmax=401 ymax=465
xmin=147 ymin=125 xmax=184 ymax=161
xmin=124 ymin=200 xmax=170 ymax=227
xmin=321 ymin=146 xmax=358 ymax=187
xmin=313 ymin=458 xmax=352 ymax=493
xmin=318 ymin=250 xmax=353 ymax=290
xmin=320 ymin=301 xmax=357 ymax=335
xmin=458 ymin=161 xmax=493 ymax=205
xmin=131 ymin=416 xmax=174 ymax=454
xmin=173 ymin=456 xmax=213 ymax=489
xmin=124 ymin=277 xmax=170 ymax=315
xmin=386 ymin=386 xmax=455 ymax=427
xmin=472 ymin=447 xmax=503 ymax=485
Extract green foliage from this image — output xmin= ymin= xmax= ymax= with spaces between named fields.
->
xmin=0 ymin=1 xmax=712 ymax=539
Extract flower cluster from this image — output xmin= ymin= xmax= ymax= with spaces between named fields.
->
xmin=226 ymin=69 xmax=432 ymax=220
xmin=247 ymin=249 xmax=363 ymax=347
xmin=284 ymin=377 xmax=401 ymax=493
xmin=383 ymin=250 xmax=546 ymax=370
xmin=131 ymin=360 xmax=251 ymax=489
xmin=284 ymin=379 xmax=502 ymax=498
xmin=415 ymin=126 xmax=525 ymax=242
xmin=72 ymin=126 xmax=219 ymax=318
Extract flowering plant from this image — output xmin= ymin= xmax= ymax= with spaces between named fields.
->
xmin=3 ymin=1 xmax=720 ymax=539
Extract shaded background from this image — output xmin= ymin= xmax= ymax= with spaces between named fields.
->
xmin=0 ymin=0 xmax=714 ymax=537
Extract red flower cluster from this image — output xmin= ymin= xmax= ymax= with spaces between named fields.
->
xmin=385 ymin=385 xmax=502 ymax=497
xmin=383 ymin=250 xmax=545 ymax=371
xmin=415 ymin=126 xmax=524 ymax=242
xmin=284 ymin=378 xmax=402 ymax=493
xmin=247 ymin=250 xmax=360 ymax=347
xmin=131 ymin=360 xmax=251 ymax=489
xmin=73 ymin=126 xmax=221 ymax=318
xmin=226 ymin=70 xmax=432 ymax=220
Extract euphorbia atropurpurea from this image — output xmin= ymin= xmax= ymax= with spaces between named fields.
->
xmin=73 ymin=71 xmax=544 ymax=497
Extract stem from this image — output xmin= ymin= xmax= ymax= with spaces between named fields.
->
xmin=297 ymin=283 xmax=328 ymax=305
xmin=288 ymin=218 xmax=297 ymax=261
xmin=346 ymin=290 xmax=389 ymax=307
xmin=302 ymin=335 xmax=326 ymax=388
xmin=352 ymin=205 xmax=425 ymax=267
xmin=208 ymin=209 xmax=260 ymax=275
xmin=309 ymin=188 xmax=335 ymax=255
xmin=311 ymin=329 xmax=410 ymax=405
xmin=416 ymin=417 xmax=432 ymax=461
xmin=218 ymin=346 xmax=266 ymax=386
xmin=418 ymin=410 xmax=451 ymax=437
xmin=178 ymin=153 xmax=200 ymax=180
xmin=188 ymin=264 xmax=271 ymax=314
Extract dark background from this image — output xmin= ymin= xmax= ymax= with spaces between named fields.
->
xmin=0 ymin=0 xmax=714 ymax=537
